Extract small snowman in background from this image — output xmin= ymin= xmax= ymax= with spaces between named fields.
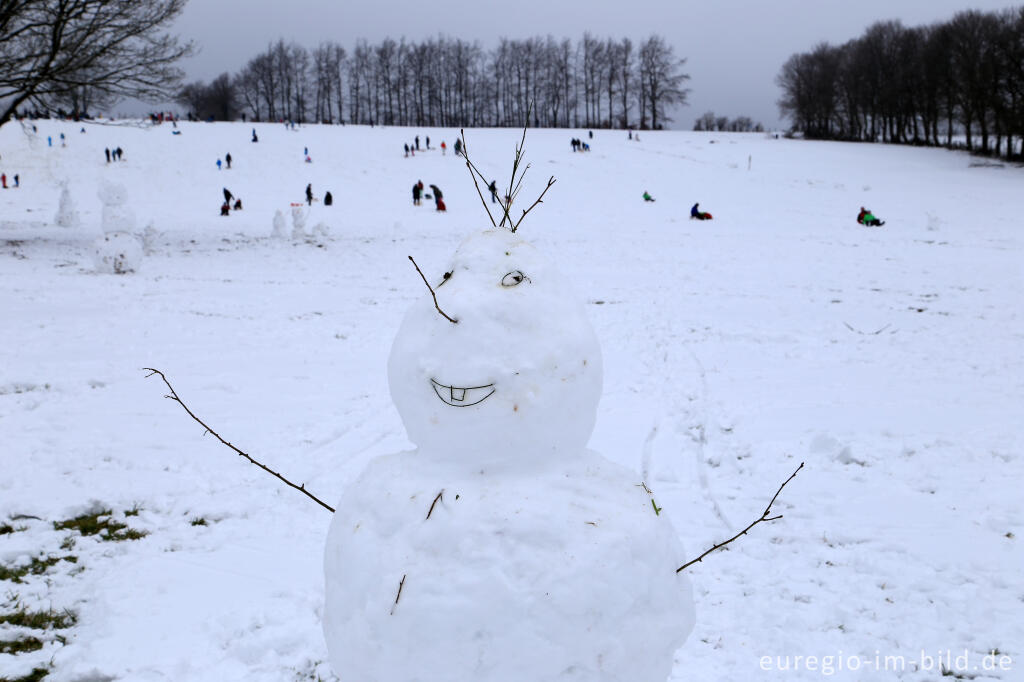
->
xmin=290 ymin=205 xmax=307 ymax=240
xmin=92 ymin=180 xmax=143 ymax=274
xmin=322 ymin=137 xmax=695 ymax=681
xmin=271 ymin=209 xmax=288 ymax=239
xmin=54 ymin=181 xmax=80 ymax=228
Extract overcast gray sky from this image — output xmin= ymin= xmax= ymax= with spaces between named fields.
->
xmin=165 ymin=0 xmax=1020 ymax=129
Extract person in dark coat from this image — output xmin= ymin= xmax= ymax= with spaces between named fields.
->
xmin=306 ymin=183 xmax=313 ymax=206
xmin=105 ymin=148 xmax=111 ymax=163
xmin=220 ymin=201 xmax=230 ymax=216
xmin=252 ymin=128 xmax=258 ymax=143
xmin=412 ymin=181 xmax=423 ymax=206
xmin=225 ymin=152 xmax=232 ymax=169
xmin=223 ymin=187 xmax=233 ymax=204
xmin=324 ymin=191 xmax=333 ymax=206
xmin=690 ymin=202 xmax=712 ymax=220
xmin=488 ymin=180 xmax=498 ymax=204
xmin=404 ymin=143 xmax=410 ymax=157
xmin=415 ymin=135 xmax=420 ymax=151
xmin=429 ymin=184 xmax=442 ymax=210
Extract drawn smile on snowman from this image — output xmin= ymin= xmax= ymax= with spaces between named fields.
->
xmin=429 ymin=378 xmax=496 ymax=407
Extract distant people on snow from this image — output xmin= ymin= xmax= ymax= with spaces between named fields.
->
xmin=105 ymin=148 xmax=111 ymax=163
xmin=412 ymin=181 xmax=423 ymax=206
xmin=233 ymin=198 xmax=243 ymax=210
xmin=440 ymin=141 xmax=446 ymax=155
xmin=690 ymin=202 xmax=713 ymax=220
xmin=856 ymin=207 xmax=884 ymax=226
xmin=404 ymin=143 xmax=410 ymax=157
xmin=488 ymin=180 xmax=498 ymax=203
xmin=225 ymin=153 xmax=232 ymax=169
xmin=220 ymin=201 xmax=230 ymax=216
xmin=429 ymin=184 xmax=443 ymax=211
xmin=453 ymin=138 xmax=462 ymax=156
xmin=1 ymin=173 xmax=5 ymax=189
xmin=324 ymin=191 xmax=333 ymax=206
xmin=252 ymin=129 xmax=258 ymax=143
xmin=217 ymin=159 xmax=222 ymax=170
xmin=223 ymin=187 xmax=234 ymax=205
xmin=425 ymin=136 xmax=430 ymax=149
xmin=643 ymin=191 xmax=655 ymax=202
xmin=415 ymin=135 xmax=420 ymax=151
xmin=306 ymin=183 xmax=313 ymax=206
xmin=13 ymin=174 xmax=18 ymax=188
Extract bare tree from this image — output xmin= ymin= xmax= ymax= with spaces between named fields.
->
xmin=637 ymin=35 xmax=690 ymax=129
xmin=0 ymin=0 xmax=193 ymax=126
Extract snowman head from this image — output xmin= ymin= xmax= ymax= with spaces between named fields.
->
xmin=388 ymin=229 xmax=602 ymax=469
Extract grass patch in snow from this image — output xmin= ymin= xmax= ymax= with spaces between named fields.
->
xmin=52 ymin=509 xmax=147 ymax=542
xmin=0 ymin=667 xmax=51 ymax=682
xmin=0 ymin=555 xmax=77 ymax=584
xmin=190 ymin=517 xmax=207 ymax=526
xmin=0 ymin=635 xmax=45 ymax=654
xmin=0 ymin=605 xmax=77 ymax=630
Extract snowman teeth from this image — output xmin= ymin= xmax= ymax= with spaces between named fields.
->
xmin=430 ymin=379 xmax=495 ymax=407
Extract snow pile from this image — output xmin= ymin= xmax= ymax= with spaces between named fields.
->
xmin=54 ymin=182 xmax=79 ymax=228
xmin=324 ymin=230 xmax=694 ymax=682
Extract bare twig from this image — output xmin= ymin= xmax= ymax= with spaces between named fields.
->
xmin=513 ymin=176 xmax=556 ymax=230
xmin=459 ymin=129 xmax=497 ymax=228
xmin=390 ymin=574 xmax=407 ymax=615
xmin=408 ymin=256 xmax=458 ymax=324
xmin=143 ymin=368 xmax=336 ymax=513
xmin=843 ymin=321 xmax=892 ymax=335
xmin=426 ymin=490 xmax=444 ymax=520
xmin=676 ymin=462 xmax=804 ymax=573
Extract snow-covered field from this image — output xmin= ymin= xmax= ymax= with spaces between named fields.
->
xmin=1 ymin=118 xmax=1022 ymax=681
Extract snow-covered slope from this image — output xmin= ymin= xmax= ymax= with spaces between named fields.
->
xmin=1 ymin=119 xmax=1021 ymax=681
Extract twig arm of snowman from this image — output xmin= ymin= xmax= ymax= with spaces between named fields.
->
xmin=143 ymin=367 xmax=336 ymax=513
xmin=408 ymin=256 xmax=458 ymax=324
xmin=676 ymin=462 xmax=803 ymax=573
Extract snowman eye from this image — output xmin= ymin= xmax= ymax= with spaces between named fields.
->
xmin=501 ymin=270 xmax=529 ymax=287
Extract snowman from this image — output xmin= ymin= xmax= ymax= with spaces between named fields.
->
xmin=323 ymin=228 xmax=695 ymax=681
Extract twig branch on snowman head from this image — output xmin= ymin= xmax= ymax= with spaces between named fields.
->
xmin=458 ymin=104 xmax=555 ymax=234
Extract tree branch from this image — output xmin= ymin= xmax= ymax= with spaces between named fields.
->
xmin=459 ymin=128 xmax=497 ymax=228
xmin=408 ymin=255 xmax=458 ymax=324
xmin=676 ymin=462 xmax=803 ymax=573
xmin=143 ymin=367 xmax=335 ymax=513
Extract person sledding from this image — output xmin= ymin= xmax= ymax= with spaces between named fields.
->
xmin=429 ymin=184 xmax=443 ymax=210
xmin=643 ymin=191 xmax=655 ymax=202
xmin=856 ymin=206 xmax=884 ymax=226
xmin=690 ymin=202 xmax=712 ymax=220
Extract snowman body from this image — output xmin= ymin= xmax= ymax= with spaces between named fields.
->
xmin=324 ymin=230 xmax=694 ymax=681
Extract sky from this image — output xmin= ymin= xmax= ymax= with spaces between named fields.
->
xmin=153 ymin=0 xmax=1021 ymax=130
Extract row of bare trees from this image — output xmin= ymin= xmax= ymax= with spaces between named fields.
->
xmin=777 ymin=7 xmax=1024 ymax=158
xmin=179 ymin=34 xmax=690 ymax=130
xmin=693 ymin=111 xmax=764 ymax=132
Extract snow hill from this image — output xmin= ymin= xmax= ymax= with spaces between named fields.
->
xmin=0 ymin=119 xmax=1022 ymax=681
